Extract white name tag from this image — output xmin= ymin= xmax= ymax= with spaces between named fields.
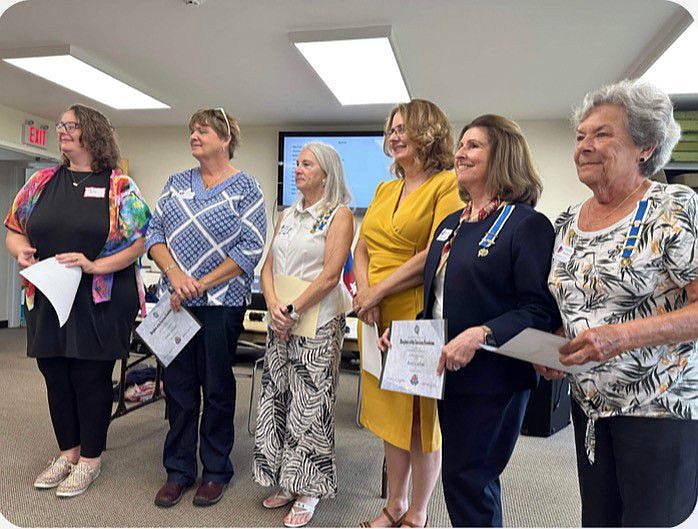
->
xmin=554 ymin=244 xmax=574 ymax=263
xmin=176 ymin=189 xmax=195 ymax=200
xmin=83 ymin=187 xmax=106 ymax=198
xmin=436 ymin=228 xmax=453 ymax=242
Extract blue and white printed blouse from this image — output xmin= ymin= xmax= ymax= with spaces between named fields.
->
xmin=145 ymin=167 xmax=267 ymax=307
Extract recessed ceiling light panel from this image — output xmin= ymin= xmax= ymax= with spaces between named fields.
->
xmin=293 ymin=27 xmax=410 ymax=106
xmin=2 ymin=46 xmax=169 ymax=109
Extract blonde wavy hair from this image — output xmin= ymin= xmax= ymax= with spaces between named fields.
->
xmin=383 ymin=99 xmax=454 ymax=178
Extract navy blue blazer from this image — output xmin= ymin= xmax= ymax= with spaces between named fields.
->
xmin=422 ymin=203 xmax=561 ymax=397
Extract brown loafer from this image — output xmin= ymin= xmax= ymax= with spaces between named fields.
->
xmin=193 ymin=480 xmax=226 ymax=507
xmin=154 ymin=481 xmax=188 ymax=508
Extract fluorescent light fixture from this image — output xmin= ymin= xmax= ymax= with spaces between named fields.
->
xmin=2 ymin=46 xmax=169 ymax=109
xmin=292 ymin=26 xmax=409 ymax=105
xmin=640 ymin=21 xmax=697 ymax=94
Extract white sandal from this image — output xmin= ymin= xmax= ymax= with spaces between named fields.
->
xmin=284 ymin=498 xmax=318 ymax=528
xmin=262 ymin=489 xmax=295 ymax=509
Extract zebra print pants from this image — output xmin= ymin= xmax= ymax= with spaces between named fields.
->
xmin=253 ymin=315 xmax=345 ymax=498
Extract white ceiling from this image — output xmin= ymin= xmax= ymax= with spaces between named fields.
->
xmin=0 ymin=0 xmax=691 ymax=127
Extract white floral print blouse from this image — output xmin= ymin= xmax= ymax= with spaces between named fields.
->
xmin=548 ymin=181 xmax=698 ymax=462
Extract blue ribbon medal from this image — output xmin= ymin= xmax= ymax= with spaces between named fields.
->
xmin=477 ymin=204 xmax=515 ymax=257
xmin=619 ymin=200 xmax=649 ymax=268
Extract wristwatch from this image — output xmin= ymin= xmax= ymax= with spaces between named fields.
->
xmin=482 ymin=325 xmax=497 ymax=347
xmin=286 ymin=304 xmax=300 ymax=321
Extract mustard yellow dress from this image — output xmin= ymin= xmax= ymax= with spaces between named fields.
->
xmin=359 ymin=170 xmax=463 ymax=451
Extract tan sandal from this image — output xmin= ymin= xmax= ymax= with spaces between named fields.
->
xmin=359 ymin=507 xmax=407 ymax=528
xmin=401 ymin=515 xmax=428 ymax=528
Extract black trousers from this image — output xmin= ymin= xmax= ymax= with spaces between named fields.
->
xmin=572 ymin=401 xmax=698 ymax=527
xmin=36 ymin=357 xmax=116 ymax=458
xmin=438 ymin=389 xmax=531 ymax=527
xmin=162 ymin=305 xmax=244 ymax=486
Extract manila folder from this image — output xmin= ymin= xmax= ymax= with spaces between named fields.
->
xmin=272 ymin=275 xmax=320 ymax=338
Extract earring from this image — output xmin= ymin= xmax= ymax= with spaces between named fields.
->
xmin=322 ymin=179 xmax=326 ymax=186
xmin=639 ymin=156 xmax=646 ymax=162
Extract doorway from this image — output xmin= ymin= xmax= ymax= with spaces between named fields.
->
xmin=0 ymin=146 xmax=57 ymax=327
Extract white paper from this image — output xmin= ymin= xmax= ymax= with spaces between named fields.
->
xmin=480 ymin=327 xmax=599 ymax=374
xmin=380 ymin=319 xmax=446 ymax=399
xmin=134 ymin=292 xmax=201 ymax=367
xmin=20 ymin=257 xmax=82 ymax=327
xmin=360 ymin=321 xmax=382 ymax=379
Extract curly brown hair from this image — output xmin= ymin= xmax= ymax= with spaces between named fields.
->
xmin=60 ymin=104 xmax=120 ymax=172
xmin=383 ymin=99 xmax=454 ymax=178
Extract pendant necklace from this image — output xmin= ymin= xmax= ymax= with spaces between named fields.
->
xmin=585 ymin=180 xmax=646 ymax=225
xmin=69 ymin=169 xmax=93 ymax=187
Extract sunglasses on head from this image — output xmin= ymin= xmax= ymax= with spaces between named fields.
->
xmin=215 ymin=107 xmax=231 ymax=137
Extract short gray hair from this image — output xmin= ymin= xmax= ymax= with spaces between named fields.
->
xmin=572 ymin=79 xmax=680 ymax=177
xmin=302 ymin=142 xmax=352 ymax=209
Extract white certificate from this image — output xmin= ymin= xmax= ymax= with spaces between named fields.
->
xmin=134 ymin=292 xmax=201 ymax=367
xmin=479 ymin=327 xmax=599 ymax=374
xmin=380 ymin=319 xmax=446 ymax=400
xmin=360 ymin=321 xmax=382 ymax=380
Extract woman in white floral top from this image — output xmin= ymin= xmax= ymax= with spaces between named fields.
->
xmin=543 ymin=80 xmax=698 ymax=527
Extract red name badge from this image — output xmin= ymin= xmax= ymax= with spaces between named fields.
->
xmin=84 ymin=187 xmax=106 ymax=198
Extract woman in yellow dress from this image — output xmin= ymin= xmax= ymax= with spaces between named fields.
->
xmin=353 ymin=99 xmax=463 ymax=528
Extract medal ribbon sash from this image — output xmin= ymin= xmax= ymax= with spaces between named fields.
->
xmin=619 ymin=200 xmax=649 ymax=268
xmin=477 ymin=204 xmax=515 ymax=257
xmin=437 ymin=197 xmax=501 ymax=272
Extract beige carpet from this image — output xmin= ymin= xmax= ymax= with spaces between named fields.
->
xmin=0 ymin=328 xmax=581 ymax=527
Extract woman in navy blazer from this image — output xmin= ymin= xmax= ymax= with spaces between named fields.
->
xmin=382 ymin=114 xmax=561 ymax=527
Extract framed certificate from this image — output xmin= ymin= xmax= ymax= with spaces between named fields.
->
xmin=379 ymin=319 xmax=446 ymax=399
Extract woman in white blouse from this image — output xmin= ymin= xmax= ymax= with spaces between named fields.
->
xmin=253 ymin=142 xmax=354 ymax=528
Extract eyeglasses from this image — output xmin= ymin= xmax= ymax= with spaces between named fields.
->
xmin=55 ymin=121 xmax=81 ymax=132
xmin=387 ymin=124 xmax=406 ymax=137
xmin=215 ymin=107 xmax=231 ymax=138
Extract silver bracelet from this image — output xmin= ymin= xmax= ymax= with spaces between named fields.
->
xmin=162 ymin=263 xmax=177 ymax=274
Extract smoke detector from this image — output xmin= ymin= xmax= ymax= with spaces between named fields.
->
xmin=183 ymin=0 xmax=206 ymax=6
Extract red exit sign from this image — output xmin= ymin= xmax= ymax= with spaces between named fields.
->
xmin=21 ymin=120 xmax=48 ymax=149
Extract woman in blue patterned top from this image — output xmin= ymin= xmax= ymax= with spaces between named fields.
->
xmin=543 ymin=80 xmax=698 ymax=527
xmin=146 ymin=108 xmax=267 ymax=508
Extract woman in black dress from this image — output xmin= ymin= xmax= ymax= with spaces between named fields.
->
xmin=4 ymin=104 xmax=151 ymax=497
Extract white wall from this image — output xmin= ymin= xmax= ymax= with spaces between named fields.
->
xmin=118 ymin=119 xmax=589 ymax=226
xmin=517 ymin=119 xmax=590 ymax=219
xmin=0 ymin=103 xmax=59 ymax=159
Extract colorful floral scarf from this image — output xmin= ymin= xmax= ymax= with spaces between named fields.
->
xmin=4 ymin=165 xmax=151 ymax=316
